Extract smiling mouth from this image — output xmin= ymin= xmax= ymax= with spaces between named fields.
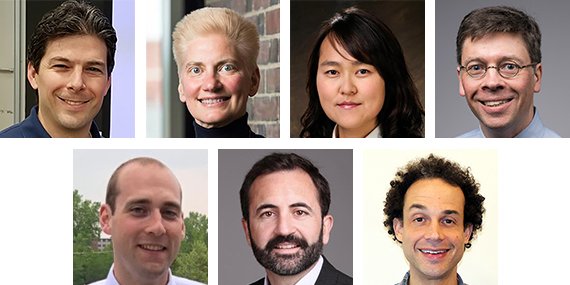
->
xmin=482 ymin=99 xmax=512 ymax=107
xmin=58 ymin=97 xmax=89 ymax=105
xmin=139 ymin=244 xmax=166 ymax=251
xmin=198 ymin=97 xmax=230 ymax=104
xmin=419 ymin=249 xmax=450 ymax=254
xmin=274 ymin=243 xmax=299 ymax=250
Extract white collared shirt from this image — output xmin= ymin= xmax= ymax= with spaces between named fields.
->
xmin=263 ymin=255 xmax=324 ymax=285
xmin=332 ymin=124 xmax=381 ymax=138
xmin=88 ymin=264 xmax=204 ymax=285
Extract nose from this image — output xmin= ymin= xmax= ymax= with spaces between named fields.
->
xmin=202 ymin=70 xmax=222 ymax=92
xmin=67 ymin=67 xmax=85 ymax=91
xmin=275 ymin=214 xmax=295 ymax=236
xmin=145 ymin=210 xmax=166 ymax=236
xmin=481 ymin=66 xmax=505 ymax=91
xmin=424 ymin=221 xmax=444 ymax=241
xmin=339 ymin=75 xmax=357 ymax=95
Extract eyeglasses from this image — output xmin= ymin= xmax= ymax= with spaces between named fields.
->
xmin=460 ymin=61 xmax=538 ymax=78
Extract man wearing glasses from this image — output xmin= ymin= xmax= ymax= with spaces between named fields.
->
xmin=455 ymin=6 xmax=561 ymax=138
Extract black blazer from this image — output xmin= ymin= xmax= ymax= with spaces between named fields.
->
xmin=249 ymin=256 xmax=353 ymax=285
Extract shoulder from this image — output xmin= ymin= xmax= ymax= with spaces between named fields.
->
xmin=172 ymin=275 xmax=206 ymax=285
xmin=86 ymin=280 xmax=106 ymax=285
xmin=317 ymin=257 xmax=353 ymax=285
xmin=455 ymin=129 xmax=482 ymax=138
xmin=249 ymin=277 xmax=265 ymax=285
xmin=0 ymin=122 xmax=25 ymax=138
xmin=543 ymin=127 xmax=562 ymax=138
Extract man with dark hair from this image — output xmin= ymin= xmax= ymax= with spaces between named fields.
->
xmin=94 ymin=157 xmax=203 ymax=285
xmin=0 ymin=0 xmax=116 ymax=138
xmin=455 ymin=6 xmax=560 ymax=138
xmin=239 ymin=152 xmax=352 ymax=285
xmin=383 ymin=154 xmax=485 ymax=285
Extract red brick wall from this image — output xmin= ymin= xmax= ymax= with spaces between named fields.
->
xmin=206 ymin=0 xmax=280 ymax=137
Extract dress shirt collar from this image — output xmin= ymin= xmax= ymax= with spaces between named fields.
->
xmin=397 ymin=270 xmax=464 ymax=285
xmin=104 ymin=263 xmax=176 ymax=285
xmin=332 ymin=124 xmax=381 ymax=138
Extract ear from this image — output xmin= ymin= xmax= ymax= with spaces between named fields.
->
xmin=242 ymin=218 xmax=252 ymax=247
xmin=99 ymin=204 xmax=113 ymax=235
xmin=180 ymin=212 xmax=186 ymax=239
xmin=393 ymin=218 xmax=404 ymax=242
xmin=321 ymin=214 xmax=334 ymax=245
xmin=464 ymin=223 xmax=474 ymax=244
xmin=104 ymin=75 xmax=111 ymax=97
xmin=178 ymin=81 xmax=187 ymax=103
xmin=27 ymin=62 xmax=38 ymax=90
xmin=533 ymin=63 xmax=542 ymax=93
xmin=457 ymin=66 xmax=466 ymax=97
xmin=248 ymin=66 xmax=260 ymax=97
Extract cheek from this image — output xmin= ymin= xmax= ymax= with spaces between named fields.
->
xmin=316 ymin=76 xmax=336 ymax=105
xmin=221 ymin=74 xmax=246 ymax=96
xmin=180 ymin=78 xmax=202 ymax=99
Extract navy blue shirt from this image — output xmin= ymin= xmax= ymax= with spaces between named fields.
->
xmin=0 ymin=105 xmax=102 ymax=138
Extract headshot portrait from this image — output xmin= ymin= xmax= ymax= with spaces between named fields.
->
xmin=435 ymin=0 xmax=570 ymax=138
xmin=73 ymin=149 xmax=208 ymax=285
xmin=146 ymin=1 xmax=280 ymax=138
xmin=218 ymin=149 xmax=353 ymax=284
xmin=363 ymin=149 xmax=498 ymax=284
xmin=291 ymin=1 xmax=424 ymax=138
xmin=0 ymin=0 xmax=135 ymax=138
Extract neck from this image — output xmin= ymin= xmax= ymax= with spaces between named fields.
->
xmin=481 ymin=106 xmax=534 ymax=138
xmin=113 ymin=262 xmax=169 ymax=285
xmin=265 ymin=260 xmax=318 ymax=285
xmin=338 ymin=123 xmax=377 ymax=138
xmin=37 ymin=109 xmax=91 ymax=138
xmin=408 ymin=268 xmax=458 ymax=285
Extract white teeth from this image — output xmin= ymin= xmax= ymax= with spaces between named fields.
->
xmin=199 ymin=98 xmax=227 ymax=104
xmin=140 ymin=244 xmax=164 ymax=251
xmin=420 ymin=249 xmax=448 ymax=254
xmin=65 ymin=100 xmax=85 ymax=105
xmin=276 ymin=244 xmax=297 ymax=249
xmin=483 ymin=100 xmax=509 ymax=107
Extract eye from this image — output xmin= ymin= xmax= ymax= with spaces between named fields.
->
xmin=261 ymin=211 xmax=275 ymax=218
xmin=130 ymin=207 xmax=147 ymax=216
xmin=190 ymin=67 xmax=201 ymax=74
xmin=503 ymin=63 xmax=517 ymax=70
xmin=87 ymin=67 xmax=103 ymax=73
xmin=356 ymin=69 xmax=370 ymax=75
xmin=53 ymin=64 xmax=68 ymax=69
xmin=325 ymin=70 xmax=339 ymax=76
xmin=442 ymin=218 xmax=456 ymax=225
xmin=162 ymin=210 xmax=179 ymax=219
xmin=468 ymin=64 xmax=483 ymax=71
xmin=221 ymin=64 xmax=235 ymax=72
xmin=413 ymin=217 xmax=425 ymax=223
xmin=294 ymin=210 xmax=308 ymax=216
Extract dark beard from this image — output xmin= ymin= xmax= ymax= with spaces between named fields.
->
xmin=249 ymin=227 xmax=324 ymax=276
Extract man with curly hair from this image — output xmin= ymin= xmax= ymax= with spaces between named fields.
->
xmin=383 ymin=154 xmax=485 ymax=285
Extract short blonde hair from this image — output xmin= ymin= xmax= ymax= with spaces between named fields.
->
xmin=172 ymin=7 xmax=259 ymax=72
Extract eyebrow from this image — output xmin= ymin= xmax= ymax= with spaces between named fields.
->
xmin=47 ymin=56 xmax=106 ymax=68
xmin=409 ymin=203 xmax=460 ymax=216
xmin=463 ymin=55 xmax=525 ymax=65
xmin=124 ymin=198 xmax=181 ymax=211
xmin=185 ymin=59 xmax=239 ymax=69
xmin=319 ymin=60 xmax=365 ymax=67
xmin=254 ymin=202 xmax=314 ymax=215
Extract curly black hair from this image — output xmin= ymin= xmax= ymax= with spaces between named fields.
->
xmin=383 ymin=154 xmax=485 ymax=248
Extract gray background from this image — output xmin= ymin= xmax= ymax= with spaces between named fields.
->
xmin=290 ymin=0 xmax=425 ymax=138
xmin=218 ymin=149 xmax=353 ymax=284
xmin=435 ymin=0 xmax=570 ymax=138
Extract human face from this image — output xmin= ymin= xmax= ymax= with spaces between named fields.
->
xmin=178 ymin=33 xmax=260 ymax=129
xmin=100 ymin=163 xmax=185 ymax=283
xmin=457 ymin=32 xmax=541 ymax=138
xmin=393 ymin=178 xmax=473 ymax=284
xmin=242 ymin=169 xmax=333 ymax=276
xmin=316 ymin=37 xmax=385 ymax=138
xmin=28 ymin=34 xmax=110 ymax=138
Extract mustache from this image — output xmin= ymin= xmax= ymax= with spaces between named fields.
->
xmin=264 ymin=234 xmax=309 ymax=251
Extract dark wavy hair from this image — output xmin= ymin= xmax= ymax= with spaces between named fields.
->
xmin=239 ymin=153 xmax=331 ymax=223
xmin=300 ymin=7 xmax=424 ymax=138
xmin=28 ymin=0 xmax=117 ymax=76
xmin=383 ymin=154 xmax=485 ymax=248
xmin=456 ymin=6 xmax=541 ymax=65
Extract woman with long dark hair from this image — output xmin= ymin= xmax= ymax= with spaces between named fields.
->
xmin=300 ymin=7 xmax=424 ymax=138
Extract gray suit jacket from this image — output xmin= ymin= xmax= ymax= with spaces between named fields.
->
xmin=249 ymin=256 xmax=352 ymax=285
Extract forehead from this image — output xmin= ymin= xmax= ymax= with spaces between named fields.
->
xmin=43 ymin=34 xmax=107 ymax=64
xmin=319 ymin=36 xmax=358 ymax=64
xmin=403 ymin=178 xmax=465 ymax=215
xmin=461 ymin=32 xmax=529 ymax=63
xmin=183 ymin=33 xmax=236 ymax=63
xmin=249 ymin=169 xmax=320 ymax=209
xmin=115 ymin=163 xmax=181 ymax=206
